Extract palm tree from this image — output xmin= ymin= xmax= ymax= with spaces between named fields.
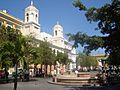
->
xmin=0 ymin=25 xmax=35 ymax=90
xmin=0 ymin=42 xmax=13 ymax=82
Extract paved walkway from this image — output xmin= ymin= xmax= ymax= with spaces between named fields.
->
xmin=0 ymin=78 xmax=120 ymax=90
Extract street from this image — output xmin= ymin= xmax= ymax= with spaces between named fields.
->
xmin=0 ymin=78 xmax=119 ymax=90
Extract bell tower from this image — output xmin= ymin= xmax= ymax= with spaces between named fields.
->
xmin=25 ymin=1 xmax=39 ymax=24
xmin=52 ymin=22 xmax=64 ymax=47
xmin=53 ymin=21 xmax=63 ymax=38
xmin=23 ymin=1 xmax=40 ymax=36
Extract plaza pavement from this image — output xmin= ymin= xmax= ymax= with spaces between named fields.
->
xmin=0 ymin=78 xmax=120 ymax=90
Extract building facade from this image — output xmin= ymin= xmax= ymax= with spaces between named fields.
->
xmin=0 ymin=1 xmax=76 ymax=71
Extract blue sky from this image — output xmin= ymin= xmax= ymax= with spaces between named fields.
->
xmin=0 ymin=0 xmax=111 ymax=54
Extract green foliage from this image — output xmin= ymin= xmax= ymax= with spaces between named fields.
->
xmin=39 ymin=41 xmax=54 ymax=65
xmin=0 ymin=25 xmax=22 ymax=67
xmin=56 ymin=51 xmax=70 ymax=65
xmin=67 ymin=33 xmax=104 ymax=54
xmin=33 ymin=40 xmax=70 ymax=66
xmin=76 ymin=53 xmax=98 ymax=67
xmin=69 ymin=0 xmax=120 ymax=65
xmin=18 ymin=36 xmax=37 ymax=69
xmin=31 ymin=39 xmax=56 ymax=65
xmin=73 ymin=0 xmax=87 ymax=10
xmin=0 ymin=25 xmax=36 ymax=69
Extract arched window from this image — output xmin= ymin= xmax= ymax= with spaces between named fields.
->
xmin=36 ymin=14 xmax=37 ymax=22
xmin=36 ymin=14 xmax=37 ymax=18
xmin=55 ymin=30 xmax=57 ymax=36
xmin=31 ymin=13 xmax=34 ymax=18
xmin=26 ymin=13 xmax=29 ymax=22
xmin=0 ymin=22 xmax=2 ymax=26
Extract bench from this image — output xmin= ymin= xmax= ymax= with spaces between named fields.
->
xmin=0 ymin=78 xmax=14 ymax=83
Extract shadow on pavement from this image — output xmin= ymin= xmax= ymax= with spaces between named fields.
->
xmin=65 ymin=85 xmax=120 ymax=90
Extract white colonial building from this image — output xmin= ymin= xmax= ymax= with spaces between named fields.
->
xmin=0 ymin=1 xmax=76 ymax=70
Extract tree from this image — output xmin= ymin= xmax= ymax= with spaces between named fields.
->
xmin=20 ymin=37 xmax=38 ymax=70
xmin=32 ymin=40 xmax=56 ymax=77
xmin=0 ymin=25 xmax=36 ymax=90
xmin=0 ymin=26 xmax=21 ymax=90
xmin=68 ymin=0 xmax=120 ymax=65
xmin=76 ymin=53 xmax=98 ymax=68
xmin=56 ymin=51 xmax=70 ymax=65
xmin=41 ymin=41 xmax=56 ymax=76
xmin=0 ymin=42 xmax=13 ymax=82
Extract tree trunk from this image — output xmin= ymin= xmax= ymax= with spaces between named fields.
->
xmin=45 ymin=64 xmax=48 ymax=77
xmin=50 ymin=65 xmax=52 ymax=76
xmin=34 ymin=64 xmax=37 ymax=77
xmin=13 ymin=64 xmax=18 ymax=90
xmin=4 ymin=65 xmax=8 ymax=83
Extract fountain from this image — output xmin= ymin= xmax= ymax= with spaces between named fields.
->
xmin=49 ymin=72 xmax=99 ymax=86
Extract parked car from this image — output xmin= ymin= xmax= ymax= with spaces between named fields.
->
xmin=0 ymin=70 xmax=9 ymax=79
